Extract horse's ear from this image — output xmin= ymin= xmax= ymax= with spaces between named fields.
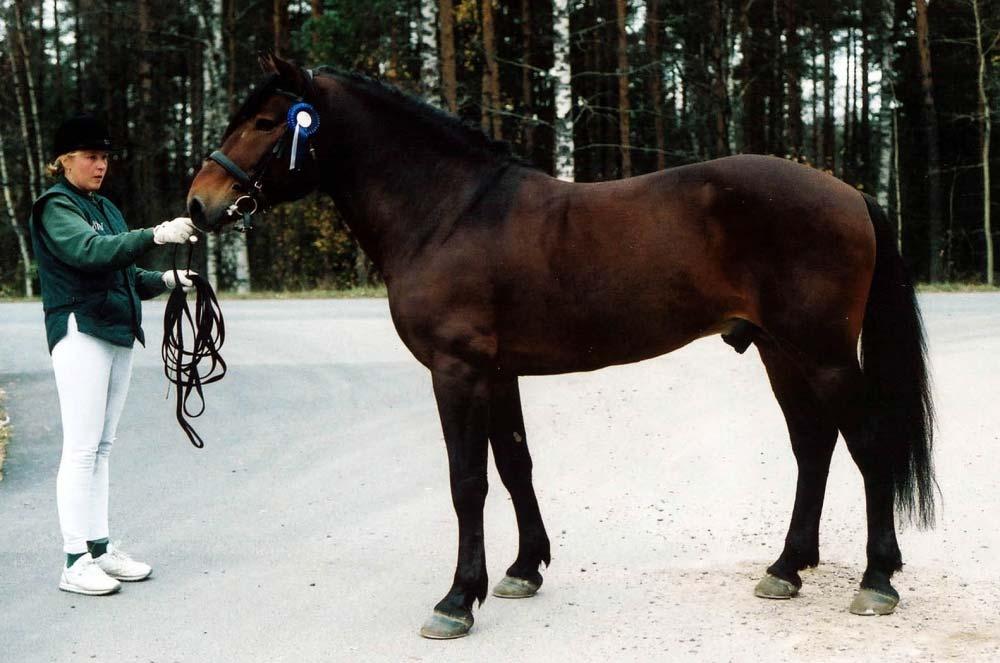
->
xmin=258 ymin=50 xmax=278 ymax=74
xmin=258 ymin=52 xmax=309 ymax=96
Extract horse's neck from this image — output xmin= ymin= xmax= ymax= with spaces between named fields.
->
xmin=321 ymin=132 xmax=504 ymax=274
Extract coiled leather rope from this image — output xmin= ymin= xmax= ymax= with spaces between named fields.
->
xmin=161 ymin=242 xmax=226 ymax=448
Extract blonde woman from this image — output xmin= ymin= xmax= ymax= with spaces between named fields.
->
xmin=29 ymin=113 xmax=196 ymax=595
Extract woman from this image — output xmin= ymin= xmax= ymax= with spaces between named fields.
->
xmin=29 ymin=113 xmax=197 ymax=596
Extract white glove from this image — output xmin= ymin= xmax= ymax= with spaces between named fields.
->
xmin=153 ymin=217 xmax=198 ymax=245
xmin=162 ymin=269 xmax=197 ymax=293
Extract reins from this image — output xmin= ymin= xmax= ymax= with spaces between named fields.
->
xmin=163 ymin=67 xmax=319 ymax=448
xmin=161 ymin=241 xmax=226 ymax=448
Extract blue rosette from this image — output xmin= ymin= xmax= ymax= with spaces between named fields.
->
xmin=286 ymin=102 xmax=320 ymax=170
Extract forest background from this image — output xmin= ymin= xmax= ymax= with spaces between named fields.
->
xmin=0 ymin=0 xmax=997 ymax=296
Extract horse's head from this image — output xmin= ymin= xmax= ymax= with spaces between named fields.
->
xmin=187 ymin=53 xmax=323 ymax=232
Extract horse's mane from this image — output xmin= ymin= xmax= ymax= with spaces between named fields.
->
xmin=316 ymin=68 xmax=519 ymax=163
xmin=223 ymin=68 xmax=535 ymax=168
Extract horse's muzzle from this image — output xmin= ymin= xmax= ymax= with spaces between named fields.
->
xmin=187 ymin=196 xmax=211 ymax=231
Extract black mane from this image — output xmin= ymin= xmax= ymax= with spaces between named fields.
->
xmin=224 ymin=68 xmax=534 ymax=168
xmin=319 ymin=69 xmax=515 ymax=160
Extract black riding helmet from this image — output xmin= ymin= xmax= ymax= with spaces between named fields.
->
xmin=52 ymin=113 xmax=114 ymax=157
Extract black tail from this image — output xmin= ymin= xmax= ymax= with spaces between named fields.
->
xmin=860 ymin=193 xmax=936 ymax=528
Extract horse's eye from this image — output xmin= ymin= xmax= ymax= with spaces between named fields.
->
xmin=254 ymin=118 xmax=279 ymax=131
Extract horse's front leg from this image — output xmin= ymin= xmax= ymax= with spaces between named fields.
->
xmin=419 ymin=356 xmax=491 ymax=639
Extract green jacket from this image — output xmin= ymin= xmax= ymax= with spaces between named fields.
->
xmin=29 ymin=178 xmax=168 ymax=353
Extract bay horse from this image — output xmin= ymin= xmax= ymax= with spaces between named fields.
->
xmin=187 ymin=54 xmax=934 ymax=639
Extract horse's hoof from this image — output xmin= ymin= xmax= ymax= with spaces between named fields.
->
xmin=419 ymin=610 xmax=474 ymax=639
xmin=492 ymin=575 xmax=540 ymax=599
xmin=849 ymin=588 xmax=898 ymax=616
xmin=754 ymin=573 xmax=799 ymax=599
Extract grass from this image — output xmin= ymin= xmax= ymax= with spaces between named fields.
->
xmin=215 ymin=285 xmax=388 ymax=299
xmin=916 ymin=282 xmax=1000 ymax=293
xmin=0 ymin=284 xmax=389 ymax=304
xmin=4 ymin=282 xmax=999 ymax=304
xmin=0 ymin=388 xmax=9 ymax=482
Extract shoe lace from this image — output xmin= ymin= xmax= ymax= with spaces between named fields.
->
xmin=108 ymin=542 xmax=133 ymax=562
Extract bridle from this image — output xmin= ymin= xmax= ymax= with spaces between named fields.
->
xmin=206 ymin=75 xmax=319 ymax=233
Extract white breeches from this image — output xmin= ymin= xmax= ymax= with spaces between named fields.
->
xmin=52 ymin=314 xmax=134 ymax=554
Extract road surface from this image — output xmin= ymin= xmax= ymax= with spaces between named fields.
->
xmin=1 ymin=295 xmax=998 ymax=662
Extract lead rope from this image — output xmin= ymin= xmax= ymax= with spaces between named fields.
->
xmin=161 ymin=241 xmax=227 ymax=448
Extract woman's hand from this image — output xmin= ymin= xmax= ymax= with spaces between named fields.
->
xmin=153 ymin=217 xmax=198 ymax=245
xmin=162 ymin=269 xmax=197 ymax=293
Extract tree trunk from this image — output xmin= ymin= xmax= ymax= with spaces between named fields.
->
xmin=98 ymin=0 xmax=113 ymax=123
xmin=843 ymin=24 xmax=854 ymax=181
xmin=810 ymin=25 xmax=819 ymax=164
xmin=520 ymin=0 xmax=535 ymax=156
xmin=220 ymin=233 xmax=251 ymax=293
xmin=767 ymin=0 xmax=784 ymax=155
xmin=878 ymin=2 xmax=898 ymax=209
xmin=481 ymin=0 xmax=502 ymax=138
xmin=646 ymin=0 xmax=665 ymax=169
xmin=225 ymin=0 xmax=237 ymax=116
xmin=615 ymin=0 xmax=631 ymax=177
xmin=820 ymin=2 xmax=835 ymax=172
xmin=438 ymin=0 xmax=457 ymax=113
xmin=73 ymin=0 xmax=84 ymax=108
xmin=419 ymin=0 xmax=440 ymax=106
xmin=273 ymin=0 xmax=289 ymax=57
xmin=784 ymin=0 xmax=803 ymax=159
xmin=0 ymin=130 xmax=33 ymax=297
xmin=971 ymin=0 xmax=993 ymax=285
xmin=9 ymin=50 xmax=39 ymax=201
xmin=708 ymin=0 xmax=729 ymax=158
xmin=893 ymin=97 xmax=903 ymax=253
xmin=52 ymin=0 xmax=65 ymax=119
xmin=12 ymin=0 xmax=45 ymax=197
xmin=859 ymin=0 xmax=874 ymax=193
xmin=740 ymin=0 xmax=767 ymax=154
xmin=602 ymin=9 xmax=617 ymax=178
xmin=221 ymin=0 xmax=249 ymax=292
xmin=552 ymin=0 xmax=574 ymax=180
xmin=137 ymin=0 xmax=159 ymax=228
xmin=914 ymin=0 xmax=943 ymax=281
xmin=311 ymin=0 xmax=322 ymax=54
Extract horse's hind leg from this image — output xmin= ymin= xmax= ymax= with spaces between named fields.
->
xmin=488 ymin=377 xmax=552 ymax=599
xmin=805 ymin=359 xmax=903 ymax=615
xmin=754 ymin=341 xmax=839 ymax=599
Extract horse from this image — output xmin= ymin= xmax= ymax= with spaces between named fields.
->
xmin=186 ymin=54 xmax=934 ymax=639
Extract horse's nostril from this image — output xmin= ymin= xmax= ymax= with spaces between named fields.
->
xmin=189 ymin=197 xmax=207 ymax=227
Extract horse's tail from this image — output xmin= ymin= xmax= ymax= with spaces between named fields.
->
xmin=860 ymin=192 xmax=936 ymax=528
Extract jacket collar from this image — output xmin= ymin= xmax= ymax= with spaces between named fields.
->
xmin=59 ymin=175 xmax=98 ymax=200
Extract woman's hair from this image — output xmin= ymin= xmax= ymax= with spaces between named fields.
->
xmin=45 ymin=152 xmax=78 ymax=178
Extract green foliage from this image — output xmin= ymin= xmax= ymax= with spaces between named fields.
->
xmin=297 ymin=0 xmax=410 ymax=70
xmin=248 ymin=193 xmax=362 ymax=291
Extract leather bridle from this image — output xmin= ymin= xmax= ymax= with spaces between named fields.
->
xmin=206 ymin=81 xmax=317 ymax=232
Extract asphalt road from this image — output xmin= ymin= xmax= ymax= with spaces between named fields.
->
xmin=1 ymin=294 xmax=999 ymax=662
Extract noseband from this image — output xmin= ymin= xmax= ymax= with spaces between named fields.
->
xmin=206 ymin=77 xmax=319 ymax=232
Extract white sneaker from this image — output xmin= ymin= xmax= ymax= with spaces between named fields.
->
xmin=94 ymin=543 xmax=152 ymax=581
xmin=59 ymin=553 xmax=121 ymax=595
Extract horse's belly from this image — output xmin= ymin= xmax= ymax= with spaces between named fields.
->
xmin=496 ymin=296 xmax=735 ymax=375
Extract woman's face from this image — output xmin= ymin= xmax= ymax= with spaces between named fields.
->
xmin=63 ymin=151 xmax=109 ymax=192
